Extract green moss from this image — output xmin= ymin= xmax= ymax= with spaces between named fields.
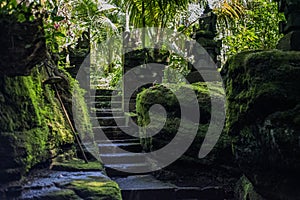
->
xmin=44 ymin=85 xmax=74 ymax=149
xmin=136 ymin=82 xmax=224 ymax=127
xmin=51 ymin=158 xmax=103 ymax=171
xmin=71 ymin=78 xmax=94 ymax=142
xmin=222 ymin=50 xmax=300 ymax=136
xmin=0 ymin=75 xmax=43 ymax=132
xmin=0 ymin=66 xmax=87 ymax=182
xmin=136 ymin=82 xmax=223 ymax=127
xmin=136 ymin=82 xmax=230 ymax=163
xmin=38 ymin=189 xmax=81 ymax=200
xmin=235 ymin=176 xmax=265 ymax=200
xmin=23 ymin=127 xmax=49 ymax=171
xmin=67 ymin=179 xmax=122 ymax=200
xmin=0 ymin=69 xmax=55 ymax=173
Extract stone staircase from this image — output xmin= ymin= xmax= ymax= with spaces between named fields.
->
xmin=90 ymin=89 xmax=228 ymax=200
xmin=90 ymin=89 xmax=149 ymax=176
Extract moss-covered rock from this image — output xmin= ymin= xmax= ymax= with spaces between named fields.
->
xmin=0 ymin=68 xmax=70 ymax=183
xmin=222 ymin=50 xmax=300 ymax=200
xmin=59 ymin=69 xmax=97 ymax=160
xmin=221 ymin=50 xmax=300 ymax=136
xmin=0 ymin=65 xmax=94 ymax=183
xmin=36 ymin=189 xmax=81 ymax=200
xmin=136 ymin=82 xmax=232 ymax=165
xmin=15 ymin=160 xmax=119 ymax=200
xmin=67 ymin=179 xmax=122 ymax=200
xmin=51 ymin=158 xmax=103 ymax=172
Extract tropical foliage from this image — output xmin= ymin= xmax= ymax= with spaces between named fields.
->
xmin=0 ymin=0 xmax=285 ymax=86
xmin=215 ymin=0 xmax=284 ymax=60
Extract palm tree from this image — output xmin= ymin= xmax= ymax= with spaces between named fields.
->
xmin=213 ymin=0 xmax=245 ymax=29
xmin=119 ymin=0 xmax=194 ymax=46
xmin=126 ymin=0 xmax=194 ymax=28
xmin=71 ymin=0 xmax=119 ymax=42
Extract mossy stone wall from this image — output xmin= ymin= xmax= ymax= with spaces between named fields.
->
xmin=0 ymin=67 xmax=78 ymax=183
xmin=221 ymin=50 xmax=300 ymax=200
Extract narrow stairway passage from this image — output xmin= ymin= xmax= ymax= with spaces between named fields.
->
xmin=90 ymin=89 xmax=149 ymax=176
xmin=89 ymin=89 xmax=229 ymax=200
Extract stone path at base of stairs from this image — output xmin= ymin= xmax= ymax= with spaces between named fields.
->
xmin=113 ymin=174 xmax=227 ymax=200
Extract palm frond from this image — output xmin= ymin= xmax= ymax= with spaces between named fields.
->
xmin=126 ymin=0 xmax=197 ymax=28
xmin=97 ymin=15 xmax=118 ymax=31
xmin=214 ymin=0 xmax=246 ymax=28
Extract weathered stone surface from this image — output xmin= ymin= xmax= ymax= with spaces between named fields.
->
xmin=222 ymin=50 xmax=300 ymax=200
xmin=0 ymin=70 xmax=61 ymax=183
xmin=18 ymin=171 xmax=121 ymax=200
xmin=67 ymin=179 xmax=122 ymax=200
xmin=277 ymin=0 xmax=300 ymax=34
xmin=277 ymin=31 xmax=300 ymax=51
xmin=1 ymin=157 xmax=121 ymax=200
xmin=136 ymin=82 xmax=232 ymax=166
xmin=0 ymin=65 xmax=93 ymax=184
xmin=276 ymin=0 xmax=300 ymax=51
xmin=186 ymin=70 xmax=222 ymax=83
xmin=36 ymin=189 xmax=81 ymax=200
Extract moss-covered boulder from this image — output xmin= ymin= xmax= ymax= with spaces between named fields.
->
xmin=222 ymin=50 xmax=300 ymax=200
xmin=0 ymin=65 xmax=93 ymax=184
xmin=35 ymin=189 xmax=81 ymax=200
xmin=31 ymin=158 xmax=118 ymax=199
xmin=136 ymin=82 xmax=232 ymax=166
xmin=16 ymin=157 xmax=120 ymax=200
xmin=27 ymin=178 xmax=122 ymax=200
xmin=67 ymin=179 xmax=122 ymax=200
xmin=0 ymin=68 xmax=70 ymax=183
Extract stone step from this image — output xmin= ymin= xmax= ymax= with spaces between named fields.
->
xmin=93 ymin=127 xmax=139 ymax=140
xmin=90 ymin=108 xmax=123 ymax=114
xmin=97 ymin=139 xmax=140 ymax=144
xmin=113 ymin=175 xmax=227 ymax=200
xmin=113 ymin=175 xmax=177 ymax=199
xmin=90 ymin=95 xmax=122 ymax=102
xmin=91 ymin=116 xmax=126 ymax=126
xmin=122 ymin=188 xmax=227 ymax=200
xmin=122 ymin=188 xmax=176 ymax=200
xmin=96 ymin=133 xmax=138 ymax=141
xmin=93 ymin=126 xmax=139 ymax=135
xmin=89 ymin=89 xmax=121 ymax=96
xmin=90 ymin=101 xmax=122 ymax=109
xmin=105 ymin=163 xmax=151 ymax=176
xmin=94 ymin=110 xmax=124 ymax=117
xmin=175 ymin=186 xmax=226 ymax=200
xmin=100 ymin=152 xmax=146 ymax=165
xmin=98 ymin=142 xmax=143 ymax=153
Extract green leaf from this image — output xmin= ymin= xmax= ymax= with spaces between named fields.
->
xmin=29 ymin=15 xmax=35 ymax=22
xmin=51 ymin=6 xmax=58 ymax=17
xmin=54 ymin=32 xmax=66 ymax=38
xmin=52 ymin=16 xmax=65 ymax=22
xmin=17 ymin=13 xmax=26 ymax=23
